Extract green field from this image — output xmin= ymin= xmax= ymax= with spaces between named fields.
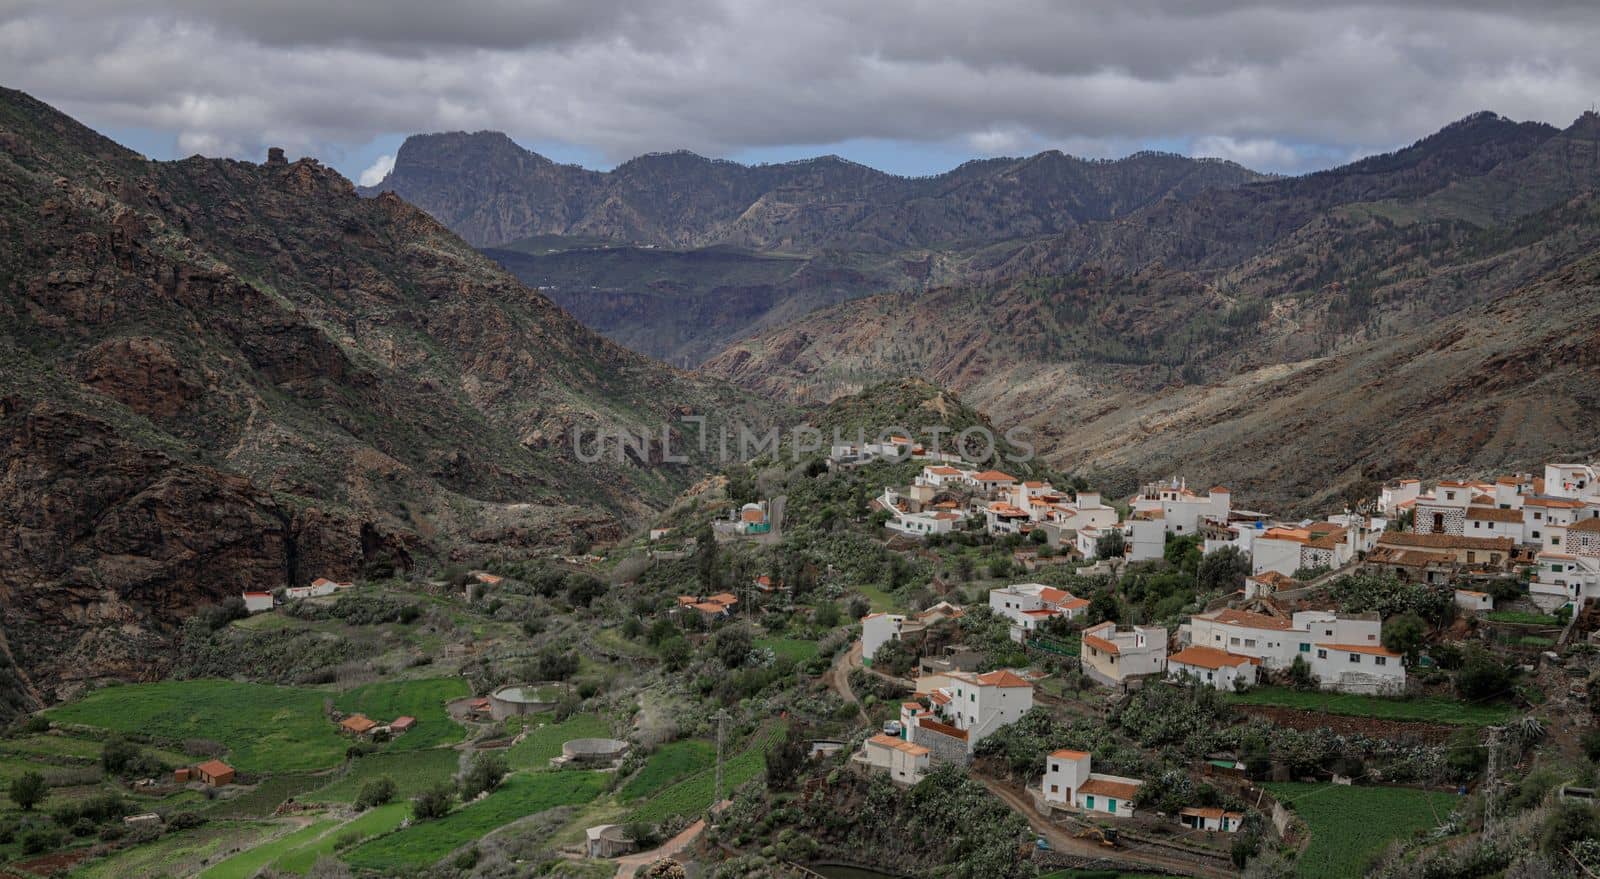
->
xmin=273 ymin=803 xmax=409 ymax=874
xmin=1225 ymin=686 xmax=1515 ymax=726
xmin=620 ymin=739 xmax=715 ymax=800
xmin=48 ymin=680 xmax=347 ymax=772
xmin=755 ymin=636 xmax=821 ymax=663
xmin=506 ymin=713 xmax=611 ymax=770
xmin=1265 ymin=783 xmax=1460 ymax=878
xmin=204 ymin=773 xmax=329 ymax=818
xmin=627 ymin=724 xmax=783 ymax=824
xmin=344 ymin=770 xmax=608 ymax=871
xmin=302 ymin=748 xmax=461 ymax=803
xmin=335 ymin=678 xmax=469 ymax=751
xmin=198 ymin=819 xmax=338 ymax=879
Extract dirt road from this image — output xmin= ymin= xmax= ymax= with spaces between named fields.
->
xmin=826 ymin=640 xmax=867 ymax=721
xmin=979 ymin=776 xmax=1234 ymax=878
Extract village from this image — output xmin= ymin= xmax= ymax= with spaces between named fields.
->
xmin=3 ymin=432 xmax=1599 ymax=879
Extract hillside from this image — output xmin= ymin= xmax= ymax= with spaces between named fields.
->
xmin=0 ymin=88 xmax=764 ymax=709
xmin=705 ymin=113 xmax=1600 ymax=512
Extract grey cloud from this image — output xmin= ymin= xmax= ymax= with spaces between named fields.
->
xmin=1 ymin=0 xmax=1596 ymax=175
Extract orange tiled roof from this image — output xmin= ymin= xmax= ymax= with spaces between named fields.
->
xmin=1317 ymin=642 xmax=1401 ymax=658
xmin=1078 ymin=777 xmax=1141 ymax=800
xmin=1169 ymin=646 xmax=1257 ymax=670
xmin=1050 ymin=748 xmax=1090 ymax=760
xmin=1378 ymin=532 xmax=1513 ymax=551
xmin=1206 ymin=608 xmax=1296 ymax=631
xmin=975 ymin=670 xmax=1033 ymax=688
xmin=1570 ymin=518 xmax=1600 ymax=533
xmin=341 ymin=714 xmax=377 ymax=734
xmin=971 ymin=470 xmax=1016 ymax=482
xmin=1467 ymin=508 xmax=1523 ymax=522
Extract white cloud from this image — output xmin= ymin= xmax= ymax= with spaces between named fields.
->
xmin=358 ymin=153 xmax=395 ymax=186
xmin=1190 ymin=136 xmax=1306 ymax=172
xmin=0 ymin=1 xmax=1596 ymax=175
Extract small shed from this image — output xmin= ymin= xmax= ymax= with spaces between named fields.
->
xmin=195 ymin=760 xmax=235 ymax=786
xmin=173 ymin=767 xmax=192 ymax=784
xmin=390 ymin=716 xmax=417 ymax=734
xmin=340 ymin=714 xmax=378 ymax=736
xmin=241 ymin=591 xmax=274 ymax=614
xmin=123 ymin=813 xmax=162 ymax=828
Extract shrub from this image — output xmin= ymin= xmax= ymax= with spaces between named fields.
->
xmin=460 ymin=753 xmax=510 ymax=800
xmin=355 ymin=776 xmax=397 ymax=811
xmin=21 ymin=828 xmax=63 ymax=855
xmin=412 ymin=783 xmax=455 ymax=820
xmin=167 ymin=811 xmax=206 ymax=830
xmin=9 ymin=771 xmax=47 ymax=811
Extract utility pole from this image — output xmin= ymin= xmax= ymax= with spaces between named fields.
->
xmin=712 ymin=709 xmax=729 ymax=816
xmin=1483 ymin=724 xmax=1501 ymax=840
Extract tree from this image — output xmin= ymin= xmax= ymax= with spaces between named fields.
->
xmin=1029 ymin=528 xmax=1048 ymax=545
xmin=764 ymin=727 xmax=810 ymax=791
xmin=694 ymin=524 xmax=719 ymax=592
xmin=1381 ymin=613 xmax=1428 ymax=666
xmin=412 ymin=783 xmax=454 ymax=821
xmin=1095 ymin=530 xmax=1126 ymax=560
xmin=9 ymin=771 xmax=46 ymax=811
xmin=1287 ymin=655 xmax=1316 ymax=692
xmin=1455 ymin=646 xmax=1513 ymax=701
xmin=658 ymin=636 xmax=692 ymax=671
xmin=1087 ymin=590 xmax=1120 ymax=625
xmin=459 ymin=752 xmax=509 ymax=799
xmin=355 ymin=776 xmax=397 ymax=810
xmin=813 ymin=600 xmax=841 ymax=628
xmin=1197 ymin=546 xmax=1251 ymax=593
xmin=710 ymin=626 xmax=753 ymax=669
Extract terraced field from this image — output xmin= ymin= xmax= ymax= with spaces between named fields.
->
xmin=1264 ymin=782 xmax=1461 ymax=878
xmin=344 ymin=770 xmax=609 ymax=872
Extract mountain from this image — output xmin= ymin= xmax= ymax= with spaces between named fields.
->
xmin=362 ymin=133 xmax=1267 ymax=364
xmin=361 ymin=133 xmax=1269 ymax=251
xmin=0 ymin=88 xmax=762 ymax=711
xmin=704 ymin=112 xmax=1600 ymax=512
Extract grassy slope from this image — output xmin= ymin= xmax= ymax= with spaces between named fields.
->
xmin=506 ymin=714 xmax=611 ymax=770
xmin=626 ymin=723 xmax=784 ymax=824
xmin=196 ymin=819 xmax=338 ymax=879
xmin=47 ymin=681 xmax=346 ymax=772
xmin=620 ymin=740 xmax=716 ymax=800
xmin=1264 ymin=782 xmax=1459 ymax=879
xmin=334 ymin=678 xmax=470 ymax=751
xmin=301 ymin=749 xmax=461 ymax=804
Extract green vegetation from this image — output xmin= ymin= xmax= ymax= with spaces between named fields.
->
xmin=1264 ymin=782 xmax=1459 ymax=879
xmin=73 ymin=823 xmax=280 ymax=879
xmin=627 ymin=724 xmax=783 ymax=824
xmin=273 ymin=803 xmax=409 ymax=874
xmin=344 ymin=770 xmax=607 ymax=871
xmin=302 ymin=749 xmax=460 ymax=804
xmin=203 ymin=773 xmax=326 ymax=818
xmin=621 ymin=739 xmax=716 ymax=800
xmin=48 ymin=680 xmax=346 ymax=772
xmin=1486 ymin=611 xmax=1562 ymax=625
xmin=505 ymin=713 xmax=610 ymax=770
xmin=1225 ymin=686 xmax=1516 ymax=726
xmin=197 ymin=819 xmax=338 ymax=879
xmin=335 ymin=677 xmax=469 ymax=751
xmin=754 ymin=636 xmax=821 ymax=663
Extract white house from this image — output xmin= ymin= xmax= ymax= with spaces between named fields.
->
xmin=286 ymin=577 xmax=353 ymax=600
xmin=967 ymin=469 xmax=1018 ymax=494
xmin=929 ymin=670 xmax=1034 ymax=750
xmin=861 ymin=602 xmax=964 ymax=665
xmin=984 ymin=500 xmax=1032 ymax=536
xmin=1179 ymin=807 xmax=1245 ymax=833
xmin=989 ymin=583 xmax=1089 ymax=641
xmin=1130 ymin=478 xmax=1231 ymax=537
xmin=1127 ymin=515 xmax=1167 ymax=562
xmin=1529 ymin=521 xmax=1600 ymax=608
xmin=1379 ymin=479 xmax=1422 ymax=516
xmin=917 ymin=464 xmax=969 ymax=488
xmin=886 ymin=508 xmax=966 ymax=538
xmin=1166 ymin=645 xmax=1258 ymax=690
xmin=1250 ymin=523 xmax=1351 ymax=577
xmin=1080 ymin=621 xmax=1168 ymax=689
xmin=854 ymin=733 xmax=931 ymax=785
xmin=1040 ymin=749 xmax=1143 ymax=817
xmin=1453 ymin=589 xmax=1494 ymax=613
xmin=241 ymin=591 xmax=274 ymax=614
xmin=1184 ymin=609 xmax=1404 ymax=694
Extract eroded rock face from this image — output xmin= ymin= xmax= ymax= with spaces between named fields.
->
xmin=76 ymin=336 xmax=202 ymax=418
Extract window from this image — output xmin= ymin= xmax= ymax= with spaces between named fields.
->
xmin=1375 ymin=656 xmax=1387 ymax=666
xmin=1533 ymin=530 xmax=1542 ymax=540
xmin=1086 ymin=796 xmax=1095 ymax=809
xmin=1299 ymin=643 xmax=1311 ymax=653
xmin=1552 ymin=536 xmax=1561 ymax=546
xmin=1230 ymin=637 xmax=1240 ymax=645
xmin=1445 ymin=491 xmax=1455 ymax=500
xmin=1316 ymin=649 xmax=1327 ymax=659
xmin=1050 ymin=784 xmax=1059 ymax=793
xmin=1244 ymin=638 xmax=1257 ymax=648
xmin=1349 ymin=653 xmax=1360 ymax=663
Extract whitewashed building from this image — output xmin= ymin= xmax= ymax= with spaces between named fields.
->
xmin=1040 ymin=749 xmax=1143 ymax=817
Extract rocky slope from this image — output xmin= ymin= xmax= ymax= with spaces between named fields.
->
xmin=705 ymin=113 xmax=1600 ymax=513
xmin=0 ymin=88 xmax=763 ymax=709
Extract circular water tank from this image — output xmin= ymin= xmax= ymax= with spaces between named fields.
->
xmin=488 ymin=684 xmax=557 ymax=721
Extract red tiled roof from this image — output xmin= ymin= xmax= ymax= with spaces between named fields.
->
xmin=971 ymin=470 xmax=1016 ymax=483
xmin=196 ymin=759 xmax=233 ymax=777
xmin=1570 ymin=518 xmax=1600 ymax=533
xmin=1467 ymin=508 xmax=1523 ymax=522
xmin=975 ymin=670 xmax=1033 ymax=688
xmin=341 ymin=714 xmax=378 ymax=734
xmin=916 ymin=717 xmax=968 ymax=741
xmin=1082 ymin=634 xmax=1120 ymax=655
xmin=1050 ymin=748 xmax=1090 ymax=760
xmin=1377 ymin=532 xmax=1513 ymax=551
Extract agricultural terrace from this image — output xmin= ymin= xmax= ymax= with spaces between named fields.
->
xmin=620 ymin=739 xmax=716 ymax=800
xmin=334 ymin=677 xmax=470 ymax=750
xmin=1224 ymin=686 xmax=1517 ymax=727
xmin=300 ymin=749 xmax=460 ymax=804
xmin=627 ymin=723 xmax=785 ymax=824
xmin=1265 ymin=782 xmax=1461 ymax=879
xmin=344 ymin=770 xmax=609 ymax=872
xmin=506 ymin=713 xmax=612 ymax=769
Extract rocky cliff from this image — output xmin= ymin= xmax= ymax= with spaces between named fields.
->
xmin=0 ymin=88 xmax=761 ymax=709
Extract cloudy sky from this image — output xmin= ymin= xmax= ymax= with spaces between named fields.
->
xmin=2 ymin=1 xmax=1597 ymax=183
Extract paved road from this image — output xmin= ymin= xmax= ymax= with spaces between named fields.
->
xmin=979 ymin=776 xmax=1233 ymax=879
xmin=613 ymin=816 xmax=706 ymax=878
